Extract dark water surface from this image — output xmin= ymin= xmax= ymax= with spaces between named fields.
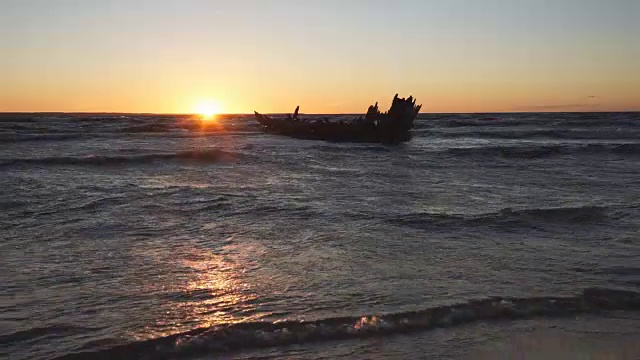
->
xmin=1 ymin=112 xmax=639 ymax=359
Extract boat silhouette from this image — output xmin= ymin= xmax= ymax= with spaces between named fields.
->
xmin=254 ymin=94 xmax=421 ymax=144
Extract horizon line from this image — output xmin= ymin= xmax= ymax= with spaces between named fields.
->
xmin=1 ymin=110 xmax=639 ymax=116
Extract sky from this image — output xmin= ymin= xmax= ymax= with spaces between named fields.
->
xmin=0 ymin=0 xmax=638 ymax=114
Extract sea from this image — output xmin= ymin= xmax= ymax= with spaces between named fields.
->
xmin=1 ymin=112 xmax=639 ymax=360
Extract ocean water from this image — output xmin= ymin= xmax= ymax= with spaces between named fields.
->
xmin=1 ymin=112 xmax=639 ymax=359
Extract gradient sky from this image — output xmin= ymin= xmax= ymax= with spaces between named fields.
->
xmin=1 ymin=0 xmax=638 ymax=113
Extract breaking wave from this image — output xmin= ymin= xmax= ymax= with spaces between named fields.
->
xmin=0 ymin=149 xmax=242 ymax=168
xmin=0 ymin=134 xmax=87 ymax=143
xmin=0 ymin=325 xmax=97 ymax=345
xmin=442 ymin=143 xmax=640 ymax=159
xmin=434 ymin=118 xmax=524 ymax=128
xmin=54 ymin=287 xmax=640 ymax=360
xmin=117 ymin=124 xmax=174 ymax=133
xmin=387 ymin=204 xmax=636 ymax=229
xmin=431 ymin=129 xmax=640 ymax=140
xmin=426 ymin=113 xmax=640 ymax=129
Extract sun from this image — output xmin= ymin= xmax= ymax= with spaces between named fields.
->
xmin=193 ymin=100 xmax=223 ymax=120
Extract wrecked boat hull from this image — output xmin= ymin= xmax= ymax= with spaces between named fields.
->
xmin=254 ymin=114 xmax=412 ymax=143
xmin=254 ymin=94 xmax=421 ymax=144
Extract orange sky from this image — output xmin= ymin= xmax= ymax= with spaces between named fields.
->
xmin=1 ymin=0 xmax=638 ymax=114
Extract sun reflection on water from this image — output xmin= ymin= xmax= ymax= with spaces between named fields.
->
xmin=132 ymin=240 xmax=263 ymax=340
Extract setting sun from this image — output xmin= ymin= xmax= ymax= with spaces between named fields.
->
xmin=193 ymin=100 xmax=223 ymax=120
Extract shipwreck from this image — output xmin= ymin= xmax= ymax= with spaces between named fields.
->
xmin=253 ymin=94 xmax=422 ymax=144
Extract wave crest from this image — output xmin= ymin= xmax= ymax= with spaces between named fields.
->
xmin=444 ymin=143 xmax=640 ymax=159
xmin=0 ymin=134 xmax=86 ymax=143
xmin=55 ymin=287 xmax=640 ymax=360
xmin=0 ymin=149 xmax=241 ymax=168
xmin=117 ymin=124 xmax=173 ymax=133
xmin=432 ymin=129 xmax=640 ymax=140
xmin=388 ymin=204 xmax=634 ymax=230
xmin=0 ymin=325 xmax=95 ymax=345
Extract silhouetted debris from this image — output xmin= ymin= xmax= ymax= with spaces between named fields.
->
xmin=254 ymin=94 xmax=422 ymax=144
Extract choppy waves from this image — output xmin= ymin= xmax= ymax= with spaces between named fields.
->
xmin=441 ymin=143 xmax=640 ymax=159
xmin=293 ymin=142 xmax=640 ymax=160
xmin=2 ymin=143 xmax=638 ymax=168
xmin=429 ymin=128 xmax=640 ymax=140
xmin=388 ymin=204 xmax=637 ymax=230
xmin=0 ymin=325 xmax=99 ymax=345
xmin=0 ymin=114 xmax=265 ymax=144
xmin=0 ymin=149 xmax=242 ymax=167
xmin=420 ymin=112 xmax=640 ymax=129
xmin=2 ymin=112 xmax=638 ymax=144
xmin=0 ymin=134 xmax=87 ymax=143
xmin=3 ymin=112 xmax=640 ymax=360
xmin=53 ymin=288 xmax=640 ymax=360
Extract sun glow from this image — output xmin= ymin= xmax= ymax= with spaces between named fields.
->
xmin=193 ymin=100 xmax=223 ymax=120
